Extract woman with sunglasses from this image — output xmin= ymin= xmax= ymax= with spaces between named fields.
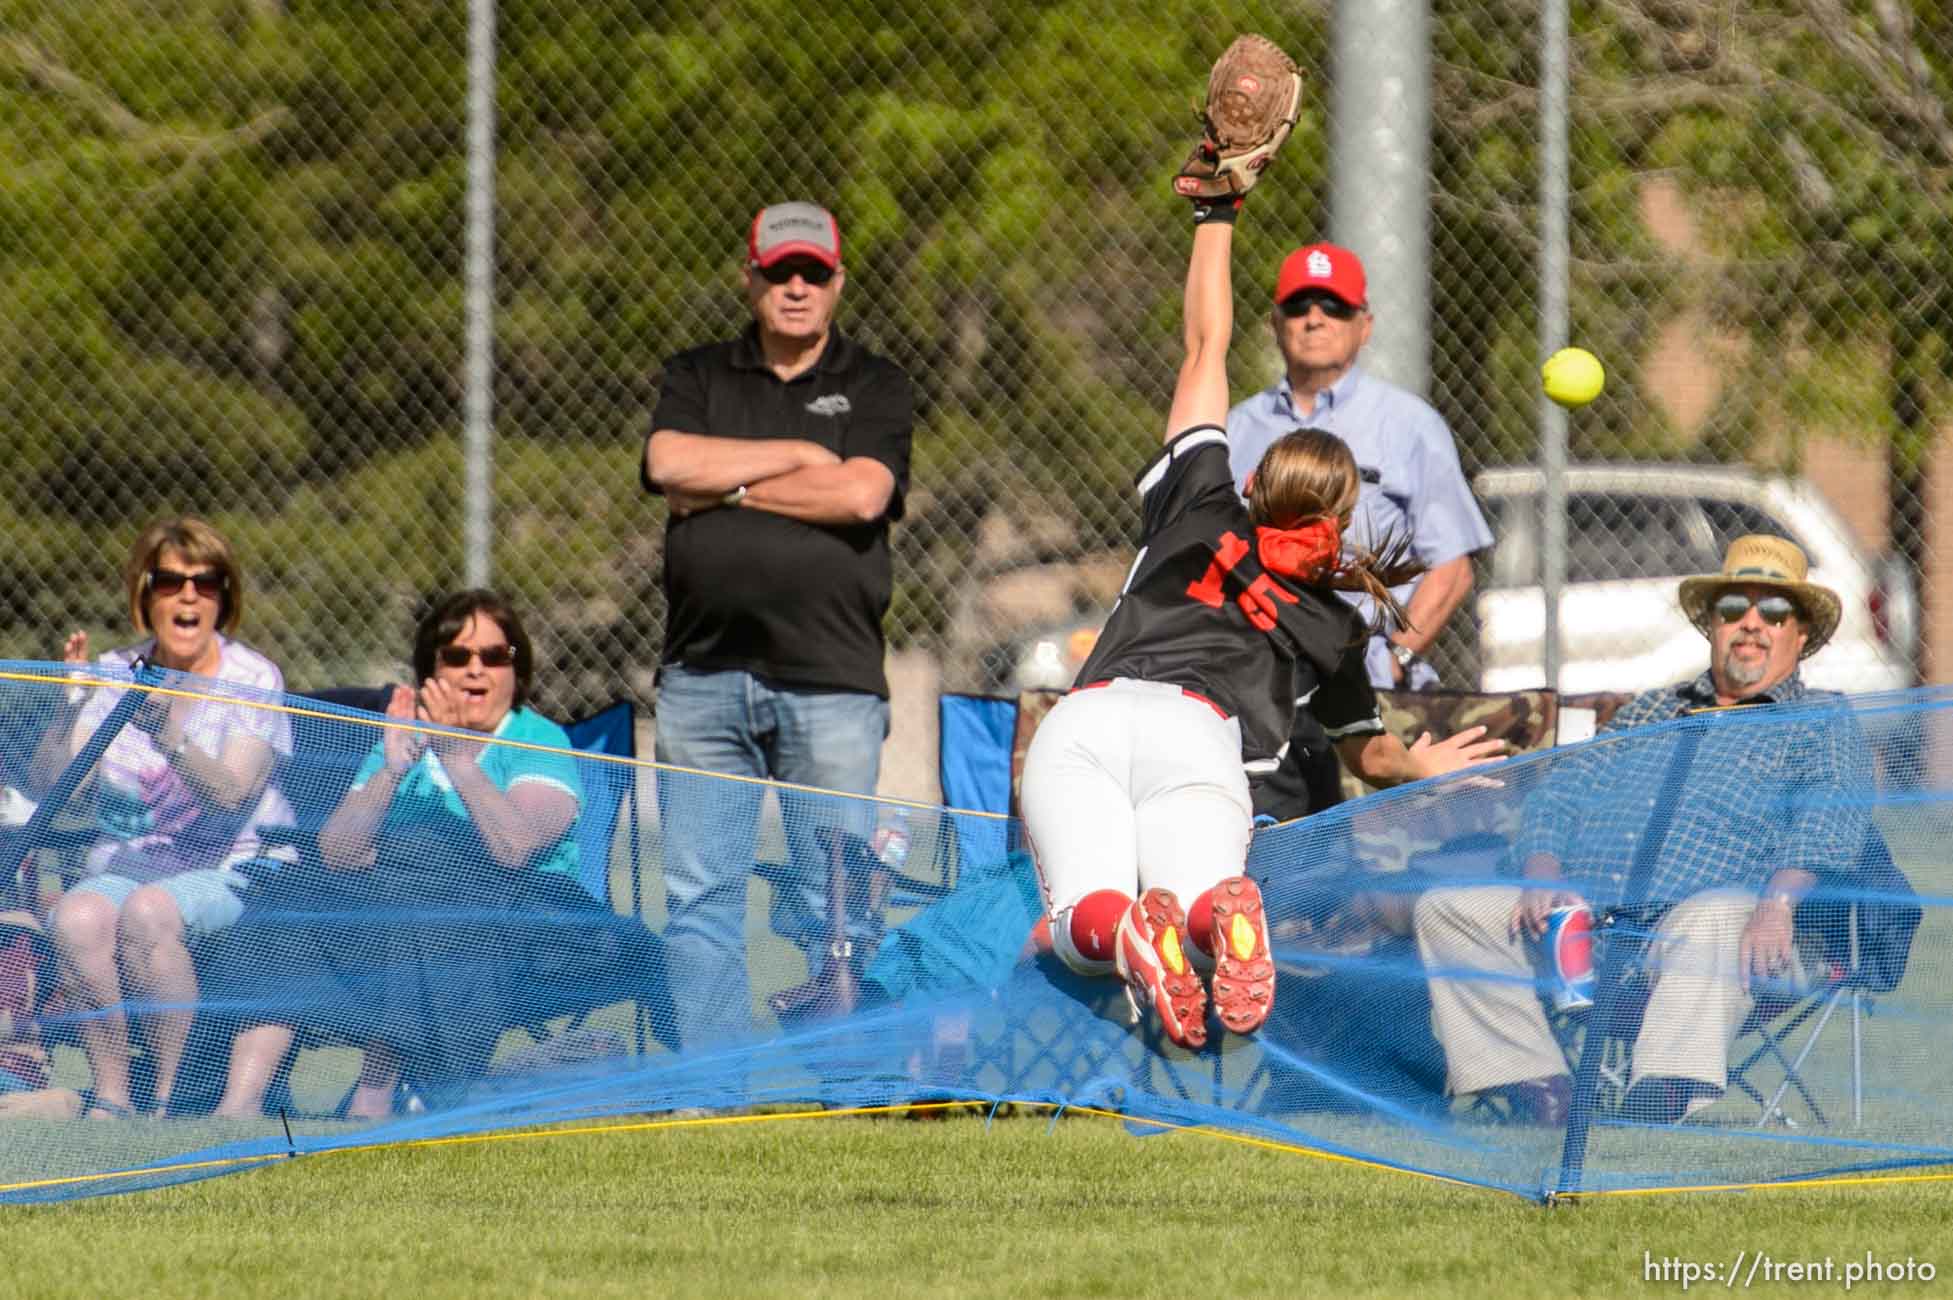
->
xmin=209 ymin=589 xmax=593 ymax=1119
xmin=35 ymin=516 xmax=294 ymax=1119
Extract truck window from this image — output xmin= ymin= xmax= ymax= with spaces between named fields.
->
xmin=1700 ymin=499 xmax=1799 ymax=555
xmin=1566 ymin=493 xmax=1709 ymax=583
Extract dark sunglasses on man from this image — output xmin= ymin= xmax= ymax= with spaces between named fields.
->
xmin=755 ymin=259 xmax=836 ymax=287
xmin=1278 ymin=291 xmax=1360 ymax=321
xmin=148 ymin=568 xmax=228 ymax=599
xmin=437 ymin=643 xmax=517 ymax=669
xmin=1712 ymin=591 xmax=1799 ymax=626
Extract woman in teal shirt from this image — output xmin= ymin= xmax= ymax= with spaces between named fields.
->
xmin=211 ymin=591 xmax=602 ymax=1118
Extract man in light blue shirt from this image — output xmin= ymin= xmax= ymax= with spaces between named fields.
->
xmin=1228 ymin=242 xmax=1492 ymax=692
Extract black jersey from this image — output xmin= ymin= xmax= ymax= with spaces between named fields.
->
xmin=645 ymin=328 xmax=914 ymax=698
xmin=1074 ymin=426 xmax=1383 ymax=767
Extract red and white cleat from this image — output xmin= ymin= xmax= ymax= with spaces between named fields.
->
xmin=1208 ymin=875 xmax=1275 ymax=1036
xmin=1115 ymin=888 xmax=1208 ymax=1049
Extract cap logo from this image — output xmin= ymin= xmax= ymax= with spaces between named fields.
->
xmin=1306 ymin=250 xmax=1333 ymax=278
xmin=767 ymin=214 xmax=826 ymax=235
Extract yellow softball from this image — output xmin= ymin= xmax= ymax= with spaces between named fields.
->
xmin=1542 ymin=347 xmax=1605 ymax=408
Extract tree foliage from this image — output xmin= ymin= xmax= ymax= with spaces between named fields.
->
xmin=0 ymin=0 xmax=1947 ymax=709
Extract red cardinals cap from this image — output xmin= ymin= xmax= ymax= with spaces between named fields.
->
xmin=748 ymin=202 xmax=842 ymax=270
xmin=1274 ymin=242 xmax=1367 ymax=308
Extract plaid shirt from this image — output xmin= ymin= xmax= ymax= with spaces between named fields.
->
xmin=1512 ymin=670 xmax=1874 ymax=907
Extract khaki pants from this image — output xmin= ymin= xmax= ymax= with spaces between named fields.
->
xmin=1413 ymin=884 xmax=1760 ymax=1097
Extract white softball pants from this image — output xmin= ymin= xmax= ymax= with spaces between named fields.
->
xmin=1018 ymin=678 xmax=1254 ymax=974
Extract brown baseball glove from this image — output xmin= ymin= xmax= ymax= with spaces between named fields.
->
xmin=1174 ymin=34 xmax=1304 ymax=203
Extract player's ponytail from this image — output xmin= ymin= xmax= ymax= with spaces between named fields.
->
xmin=1248 ymin=428 xmax=1426 ymax=637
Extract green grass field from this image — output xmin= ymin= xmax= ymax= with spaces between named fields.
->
xmin=6 ymin=766 xmax=1949 ymax=1294
xmin=6 ymin=1111 xmax=1948 ymax=1299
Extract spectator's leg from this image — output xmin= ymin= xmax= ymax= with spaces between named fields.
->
xmin=1413 ymin=884 xmax=1567 ymax=1095
xmin=49 ymin=882 xmax=136 ymax=1115
xmin=765 ymin=682 xmax=888 ymax=957
xmin=348 ymin=1042 xmax=402 ymax=1120
xmin=212 ymin=1023 xmax=295 ymax=1119
xmin=655 ymin=666 xmax=767 ymax=1049
xmin=117 ymin=886 xmax=195 ymax=1114
xmin=1630 ymin=888 xmax=1756 ymax=1096
xmin=119 ymin=870 xmax=247 ymax=1114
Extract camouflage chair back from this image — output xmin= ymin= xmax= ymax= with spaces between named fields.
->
xmin=1342 ymin=690 xmax=1635 ymax=873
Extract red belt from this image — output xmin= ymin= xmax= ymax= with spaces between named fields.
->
xmin=1072 ymin=679 xmax=1231 ymax=721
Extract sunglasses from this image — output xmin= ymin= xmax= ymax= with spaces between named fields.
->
xmin=1713 ymin=592 xmax=1799 ymax=626
xmin=1279 ymin=292 xmax=1360 ymax=321
xmin=437 ymin=643 xmax=517 ymax=669
xmin=149 ymin=568 xmax=227 ymax=600
xmin=755 ymin=260 xmax=836 ymax=286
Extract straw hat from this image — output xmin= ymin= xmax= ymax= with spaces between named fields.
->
xmin=1677 ymin=534 xmax=1841 ymax=659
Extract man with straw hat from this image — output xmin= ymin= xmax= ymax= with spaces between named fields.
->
xmin=1411 ymin=535 xmax=1873 ymax=1126
xmin=1674 ymin=532 xmax=1843 ymax=702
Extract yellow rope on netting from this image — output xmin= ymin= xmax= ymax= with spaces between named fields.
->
xmin=0 ymin=1098 xmax=1474 ymax=1197
xmin=15 ymin=1097 xmax=1941 ymax=1203
xmin=1555 ymin=1167 xmax=1953 ymax=1200
xmin=0 ymin=1151 xmax=290 ymax=1195
xmin=0 ymin=666 xmax=998 ymax=817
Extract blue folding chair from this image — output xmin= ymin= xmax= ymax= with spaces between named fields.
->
xmin=563 ymin=699 xmax=642 ymax=915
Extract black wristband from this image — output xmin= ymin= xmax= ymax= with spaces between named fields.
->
xmin=1191 ymin=196 xmax=1241 ymax=225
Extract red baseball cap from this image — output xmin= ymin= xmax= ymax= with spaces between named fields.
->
xmin=1274 ymin=242 xmax=1367 ymax=308
xmin=747 ymin=201 xmax=842 ymax=270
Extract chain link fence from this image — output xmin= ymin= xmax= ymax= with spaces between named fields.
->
xmin=3 ymin=1 xmax=1949 ymax=736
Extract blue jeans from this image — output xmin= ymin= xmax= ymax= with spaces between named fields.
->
xmin=654 ymin=666 xmax=888 ymax=1050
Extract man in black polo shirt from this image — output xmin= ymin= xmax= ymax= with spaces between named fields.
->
xmin=642 ymin=201 xmax=914 ymax=1048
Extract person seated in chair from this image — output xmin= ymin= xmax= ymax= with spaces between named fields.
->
xmin=209 ymin=590 xmax=668 ymax=1119
xmin=1411 ymin=536 xmax=1875 ymax=1125
xmin=30 ymin=517 xmax=294 ymax=1119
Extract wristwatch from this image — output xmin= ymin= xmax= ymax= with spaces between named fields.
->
xmin=1391 ymin=642 xmax=1418 ymax=672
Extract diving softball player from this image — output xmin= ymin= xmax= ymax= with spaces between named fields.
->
xmin=1020 ymin=46 xmax=1502 ymax=1048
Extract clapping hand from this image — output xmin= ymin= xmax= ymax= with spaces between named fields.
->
xmin=59 ymin=629 xmax=92 ymax=714
xmin=416 ymin=677 xmax=484 ymax=766
xmin=380 ymin=682 xmax=427 ymax=774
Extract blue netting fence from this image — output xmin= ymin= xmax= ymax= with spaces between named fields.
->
xmin=0 ymin=661 xmax=1946 ymax=1204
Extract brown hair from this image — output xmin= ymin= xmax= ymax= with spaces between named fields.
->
xmin=1247 ymin=429 xmax=1425 ymax=635
xmin=123 ymin=517 xmax=242 ymax=636
xmin=413 ymin=589 xmax=535 ymax=709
